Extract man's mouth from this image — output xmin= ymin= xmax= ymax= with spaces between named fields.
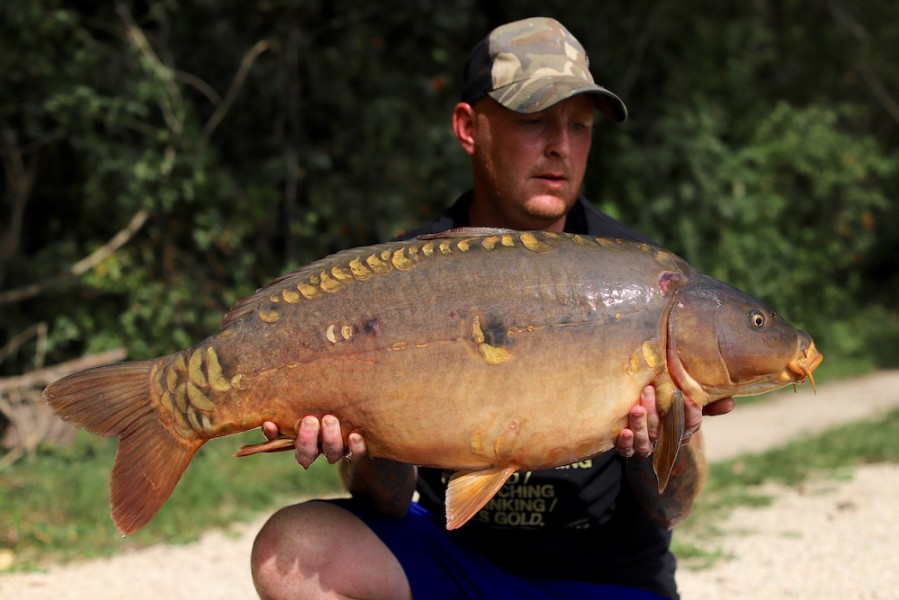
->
xmin=535 ymin=173 xmax=567 ymax=184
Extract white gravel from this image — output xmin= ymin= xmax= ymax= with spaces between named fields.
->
xmin=3 ymin=370 xmax=899 ymax=599
xmin=675 ymin=463 xmax=899 ymax=599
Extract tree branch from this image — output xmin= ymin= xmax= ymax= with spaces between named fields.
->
xmin=116 ymin=2 xmax=184 ymax=137
xmin=855 ymin=61 xmax=899 ymax=124
xmin=1 ymin=127 xmax=39 ymax=288
xmin=200 ymin=39 xmax=271 ymax=148
xmin=0 ymin=348 xmax=126 ymax=394
xmin=617 ymin=0 xmax=672 ymax=102
xmin=828 ymin=1 xmax=899 ymax=124
xmin=0 ymin=322 xmax=46 ymax=369
xmin=174 ymin=69 xmax=223 ymax=105
xmin=0 ymin=348 xmax=126 ymax=463
xmin=0 ymin=209 xmax=149 ymax=306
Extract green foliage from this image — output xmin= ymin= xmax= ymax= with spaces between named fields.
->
xmin=619 ymin=100 xmax=896 ymax=360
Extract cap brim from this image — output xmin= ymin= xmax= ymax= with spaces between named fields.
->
xmin=490 ymin=78 xmax=627 ymax=122
xmin=589 ymin=88 xmax=628 ymax=123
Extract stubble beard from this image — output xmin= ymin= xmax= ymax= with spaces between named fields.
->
xmin=475 ymin=156 xmax=575 ymax=229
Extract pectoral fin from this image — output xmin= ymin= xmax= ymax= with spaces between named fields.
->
xmin=235 ymin=436 xmax=296 ymax=457
xmin=445 ymin=466 xmax=516 ymax=530
xmin=652 ymin=382 xmax=685 ymax=493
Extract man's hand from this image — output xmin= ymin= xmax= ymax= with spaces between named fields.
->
xmin=261 ymin=416 xmax=366 ymax=469
xmin=262 ymin=416 xmax=416 ymax=517
xmin=614 ymin=386 xmax=734 ymax=458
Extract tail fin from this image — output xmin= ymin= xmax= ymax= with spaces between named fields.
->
xmin=43 ymin=360 xmax=202 ymax=535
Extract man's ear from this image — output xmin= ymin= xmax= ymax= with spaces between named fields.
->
xmin=452 ymin=102 xmax=477 ymax=156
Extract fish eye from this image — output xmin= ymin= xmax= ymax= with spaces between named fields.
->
xmin=750 ymin=309 xmax=766 ymax=328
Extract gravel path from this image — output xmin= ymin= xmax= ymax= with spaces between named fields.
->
xmin=675 ymin=463 xmax=899 ymax=599
xmin=2 ymin=370 xmax=899 ymax=599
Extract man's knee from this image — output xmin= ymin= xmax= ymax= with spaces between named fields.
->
xmin=251 ymin=501 xmax=411 ymax=600
xmin=252 ymin=502 xmax=309 ymax=560
xmin=251 ymin=502 xmax=335 ymax=598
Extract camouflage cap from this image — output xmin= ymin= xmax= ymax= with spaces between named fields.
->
xmin=460 ymin=17 xmax=627 ymax=121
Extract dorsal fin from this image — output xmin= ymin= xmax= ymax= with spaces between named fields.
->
xmin=417 ymin=227 xmax=517 ymax=240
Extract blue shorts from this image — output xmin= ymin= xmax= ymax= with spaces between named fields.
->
xmin=327 ymin=498 xmax=667 ymax=600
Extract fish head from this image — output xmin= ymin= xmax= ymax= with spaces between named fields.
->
xmin=665 ymin=273 xmax=823 ymax=403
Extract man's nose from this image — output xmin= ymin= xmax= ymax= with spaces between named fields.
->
xmin=545 ymin=123 xmax=570 ymax=158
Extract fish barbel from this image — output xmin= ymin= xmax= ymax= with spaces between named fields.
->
xmin=44 ymin=229 xmax=823 ymax=535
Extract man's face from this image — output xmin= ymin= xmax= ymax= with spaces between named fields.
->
xmin=466 ymin=95 xmax=595 ymax=231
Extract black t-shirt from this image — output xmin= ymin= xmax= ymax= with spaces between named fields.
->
xmin=395 ymin=193 xmax=679 ymax=599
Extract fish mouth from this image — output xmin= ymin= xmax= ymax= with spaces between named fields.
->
xmin=787 ymin=340 xmax=824 ymax=392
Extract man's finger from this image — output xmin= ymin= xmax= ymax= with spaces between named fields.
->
xmin=261 ymin=421 xmax=280 ymax=441
xmin=615 ymin=428 xmax=636 ymax=458
xmin=630 ymin=404 xmax=655 ymax=458
xmin=345 ymin=432 xmax=367 ymax=462
xmin=294 ymin=416 xmax=322 ymax=469
xmin=321 ymin=415 xmax=345 ymax=463
xmin=641 ymin=385 xmax=660 ymax=442
xmin=703 ymin=397 xmax=735 ymax=416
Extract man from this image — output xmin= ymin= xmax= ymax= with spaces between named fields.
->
xmin=251 ymin=17 xmax=733 ymax=599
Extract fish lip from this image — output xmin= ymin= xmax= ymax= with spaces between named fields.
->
xmin=787 ymin=339 xmax=824 ymax=391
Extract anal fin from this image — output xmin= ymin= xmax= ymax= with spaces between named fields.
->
xmin=445 ymin=466 xmax=516 ymax=530
xmin=652 ymin=383 xmax=685 ymax=493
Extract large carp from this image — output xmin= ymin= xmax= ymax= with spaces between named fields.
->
xmin=45 ymin=229 xmax=822 ymax=535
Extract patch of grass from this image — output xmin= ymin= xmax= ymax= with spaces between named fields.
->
xmin=669 ymin=537 xmax=731 ymax=569
xmin=0 ymin=430 xmax=342 ymax=570
xmin=673 ymin=406 xmax=899 ymax=567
